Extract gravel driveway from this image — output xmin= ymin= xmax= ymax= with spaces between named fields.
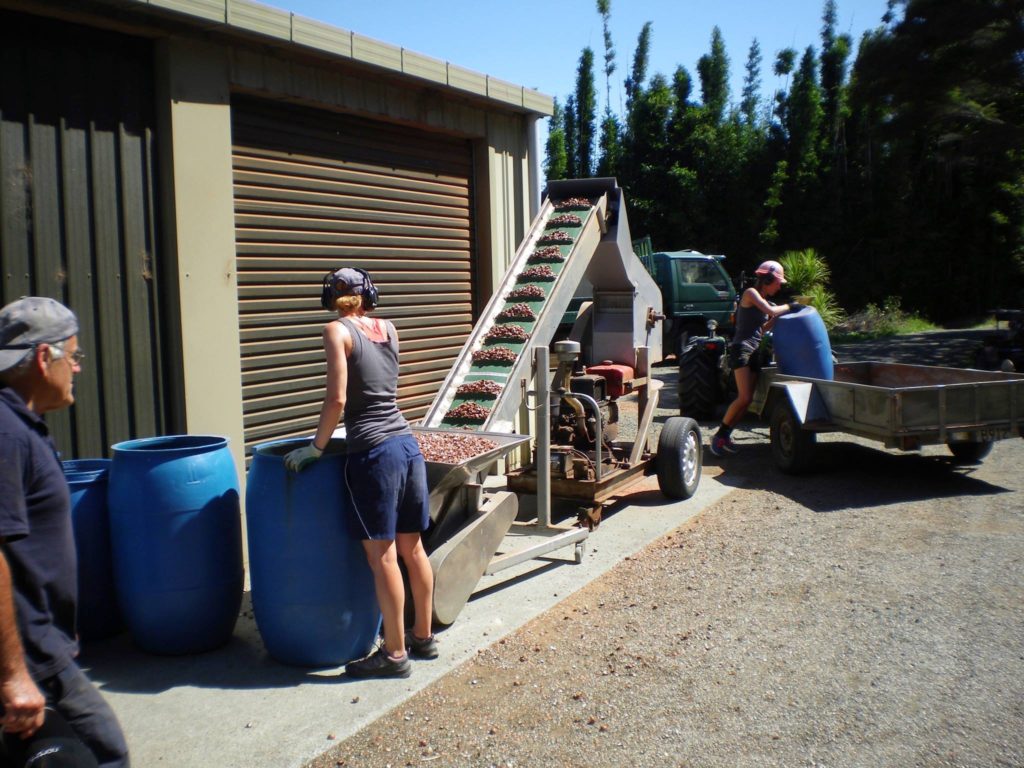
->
xmin=310 ymin=331 xmax=1024 ymax=768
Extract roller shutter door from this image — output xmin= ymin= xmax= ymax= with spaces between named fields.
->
xmin=232 ymin=98 xmax=475 ymax=454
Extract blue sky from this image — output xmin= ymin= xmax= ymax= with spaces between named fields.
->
xmin=278 ymin=0 xmax=891 ymax=117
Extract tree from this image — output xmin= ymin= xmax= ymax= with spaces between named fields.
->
xmin=740 ymin=39 xmax=763 ymax=126
xmin=595 ymin=0 xmax=620 ymax=177
xmin=819 ymin=0 xmax=852 ymax=154
xmin=845 ymin=0 xmax=1024 ymax=319
xmin=772 ymin=47 xmax=797 ymax=131
xmin=596 ymin=0 xmax=616 ymax=109
xmin=575 ymin=48 xmax=598 ymax=177
xmin=696 ymin=26 xmax=730 ymax=124
xmin=563 ymin=96 xmax=579 ymax=179
xmin=624 ymin=22 xmax=652 ymax=110
xmin=544 ymin=99 xmax=568 ymax=181
xmin=786 ymin=47 xmax=824 ymax=186
xmin=597 ymin=113 xmax=622 ymax=177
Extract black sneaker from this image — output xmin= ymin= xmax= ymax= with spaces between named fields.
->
xmin=408 ymin=633 xmax=439 ymax=660
xmin=345 ymin=646 xmax=411 ymax=679
xmin=709 ymin=435 xmax=739 ymax=457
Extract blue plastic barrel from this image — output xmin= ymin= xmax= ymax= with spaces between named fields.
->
xmin=246 ymin=438 xmax=380 ymax=667
xmin=108 ymin=435 xmax=243 ymax=654
xmin=773 ymin=305 xmax=834 ymax=380
xmin=62 ymin=459 xmax=124 ymax=641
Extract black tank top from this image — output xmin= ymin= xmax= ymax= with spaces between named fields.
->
xmin=733 ymin=299 xmax=768 ymax=347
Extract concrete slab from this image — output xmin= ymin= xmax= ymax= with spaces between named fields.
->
xmin=78 ymin=467 xmax=735 ymax=768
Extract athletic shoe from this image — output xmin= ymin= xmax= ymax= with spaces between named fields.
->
xmin=408 ymin=633 xmax=439 ymax=660
xmin=709 ymin=435 xmax=739 ymax=457
xmin=345 ymin=646 xmax=412 ymax=679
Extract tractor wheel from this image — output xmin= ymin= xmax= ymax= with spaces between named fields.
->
xmin=676 ymin=330 xmax=690 ymax=358
xmin=948 ymin=441 xmax=993 ymax=464
xmin=656 ymin=417 xmax=702 ymax=499
xmin=678 ymin=340 xmax=720 ymax=420
xmin=770 ymin=401 xmax=817 ymax=474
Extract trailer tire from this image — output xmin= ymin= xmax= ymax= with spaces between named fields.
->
xmin=656 ymin=417 xmax=702 ymax=499
xmin=678 ymin=341 xmax=719 ymax=419
xmin=948 ymin=441 xmax=993 ymax=464
xmin=770 ymin=402 xmax=817 ymax=474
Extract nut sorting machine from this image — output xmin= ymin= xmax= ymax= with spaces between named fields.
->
xmin=417 ymin=179 xmax=703 ymax=625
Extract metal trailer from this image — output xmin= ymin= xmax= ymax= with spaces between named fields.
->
xmin=750 ymin=361 xmax=1024 ymax=473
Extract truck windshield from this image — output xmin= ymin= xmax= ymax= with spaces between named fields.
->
xmin=677 ymin=261 xmax=730 ymax=291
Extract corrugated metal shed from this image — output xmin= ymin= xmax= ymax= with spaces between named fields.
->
xmin=0 ymin=11 xmax=168 ymax=457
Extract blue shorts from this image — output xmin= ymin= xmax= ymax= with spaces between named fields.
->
xmin=344 ymin=433 xmax=429 ymax=540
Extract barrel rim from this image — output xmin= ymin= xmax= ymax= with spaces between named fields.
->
xmin=63 ymin=459 xmax=112 ymax=482
xmin=111 ymin=435 xmax=229 ymax=454
xmin=253 ymin=436 xmax=347 ymax=459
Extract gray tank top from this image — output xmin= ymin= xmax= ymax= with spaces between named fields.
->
xmin=733 ymin=299 xmax=768 ymax=347
xmin=337 ymin=317 xmax=411 ymax=453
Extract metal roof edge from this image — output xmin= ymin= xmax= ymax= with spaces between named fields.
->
xmin=134 ymin=0 xmax=554 ymax=116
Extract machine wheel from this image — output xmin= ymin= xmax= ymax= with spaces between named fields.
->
xmin=656 ymin=417 xmax=702 ymax=499
xmin=948 ymin=441 xmax=994 ymax=464
xmin=678 ymin=340 xmax=720 ymax=420
xmin=770 ymin=402 xmax=817 ymax=474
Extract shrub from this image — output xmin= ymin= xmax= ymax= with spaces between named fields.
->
xmin=779 ymin=249 xmax=844 ymax=331
xmin=804 ymin=284 xmax=846 ymax=330
xmin=780 ymin=249 xmax=831 ymax=296
xmin=834 ymin=296 xmax=937 ymax=338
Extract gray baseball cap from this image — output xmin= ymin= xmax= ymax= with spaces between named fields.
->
xmin=328 ymin=268 xmax=368 ymax=297
xmin=0 ymin=297 xmax=79 ymax=373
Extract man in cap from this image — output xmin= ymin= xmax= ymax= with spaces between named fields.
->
xmin=0 ymin=297 xmax=129 ymax=767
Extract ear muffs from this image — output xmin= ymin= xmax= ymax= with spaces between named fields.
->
xmin=321 ymin=271 xmax=337 ymax=311
xmin=353 ymin=268 xmax=379 ymax=310
xmin=320 ymin=268 xmax=379 ymax=311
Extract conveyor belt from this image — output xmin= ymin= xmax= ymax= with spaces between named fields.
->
xmin=420 ymin=178 xmax=663 ymax=433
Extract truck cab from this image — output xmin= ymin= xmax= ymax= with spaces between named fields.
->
xmin=642 ymin=249 xmax=737 ymax=355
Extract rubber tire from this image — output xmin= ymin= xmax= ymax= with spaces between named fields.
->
xmin=948 ymin=441 xmax=994 ymax=464
xmin=656 ymin=416 xmax=702 ymax=499
xmin=676 ymin=330 xmax=690 ymax=358
xmin=678 ymin=340 xmax=720 ymax=420
xmin=770 ymin=401 xmax=817 ymax=474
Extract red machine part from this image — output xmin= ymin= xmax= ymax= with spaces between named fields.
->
xmin=585 ymin=361 xmax=635 ymax=398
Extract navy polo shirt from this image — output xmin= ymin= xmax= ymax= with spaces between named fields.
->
xmin=0 ymin=386 xmax=78 ymax=681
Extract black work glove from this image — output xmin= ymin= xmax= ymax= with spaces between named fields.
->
xmin=788 ymin=301 xmax=805 ymax=313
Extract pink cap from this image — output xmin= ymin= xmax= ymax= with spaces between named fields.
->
xmin=755 ymin=260 xmax=787 ymax=283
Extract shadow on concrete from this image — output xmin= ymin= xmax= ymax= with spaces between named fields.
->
xmin=707 ymin=440 xmax=1012 ymax=513
xmin=78 ymin=593 xmax=345 ymax=694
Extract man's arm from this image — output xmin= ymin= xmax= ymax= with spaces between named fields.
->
xmin=0 ymin=544 xmax=45 ymax=738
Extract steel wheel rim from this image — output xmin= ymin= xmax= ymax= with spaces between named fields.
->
xmin=682 ymin=429 xmax=699 ymax=487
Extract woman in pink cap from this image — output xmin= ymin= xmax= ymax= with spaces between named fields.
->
xmin=710 ymin=260 xmax=800 ymax=457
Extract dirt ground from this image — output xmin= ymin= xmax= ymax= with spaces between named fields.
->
xmin=310 ymin=330 xmax=1024 ymax=768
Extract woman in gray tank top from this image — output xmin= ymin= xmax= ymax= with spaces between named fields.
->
xmin=710 ymin=260 xmax=799 ymax=457
xmin=285 ymin=267 xmax=436 ymax=679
